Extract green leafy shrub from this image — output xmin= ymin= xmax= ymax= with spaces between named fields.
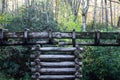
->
xmin=83 ymin=46 xmax=120 ymax=80
xmin=2 ymin=6 xmax=59 ymax=32
xmin=86 ymin=22 xmax=114 ymax=32
xmin=0 ymin=46 xmax=31 ymax=79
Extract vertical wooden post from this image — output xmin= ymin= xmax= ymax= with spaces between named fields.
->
xmin=72 ymin=29 xmax=76 ymax=47
xmin=94 ymin=31 xmax=100 ymax=45
xmin=0 ymin=28 xmax=8 ymax=44
xmin=0 ymin=29 xmax=3 ymax=44
xmin=48 ymin=29 xmax=53 ymax=44
xmin=23 ymin=28 xmax=29 ymax=43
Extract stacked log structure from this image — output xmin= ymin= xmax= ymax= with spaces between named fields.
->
xmin=30 ymin=45 xmax=83 ymax=80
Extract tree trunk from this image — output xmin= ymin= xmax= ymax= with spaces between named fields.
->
xmin=105 ymin=0 xmax=108 ymax=31
xmin=110 ymin=0 xmax=113 ymax=27
xmin=82 ymin=14 xmax=86 ymax=31
xmin=114 ymin=3 xmax=116 ymax=26
xmin=117 ymin=16 xmax=120 ymax=27
xmin=81 ymin=0 xmax=89 ymax=32
xmin=101 ymin=0 xmax=104 ymax=23
xmin=92 ymin=0 xmax=97 ymax=30
xmin=1 ymin=0 xmax=5 ymax=14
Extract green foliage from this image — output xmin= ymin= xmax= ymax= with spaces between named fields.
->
xmin=86 ymin=22 xmax=115 ymax=32
xmin=0 ymin=73 xmax=14 ymax=80
xmin=0 ymin=1 xmax=120 ymax=80
xmin=0 ymin=46 xmax=31 ymax=79
xmin=1 ymin=7 xmax=59 ymax=31
xmin=0 ymin=1 xmax=60 ymax=79
xmin=83 ymin=46 xmax=120 ymax=80
xmin=58 ymin=15 xmax=81 ymax=32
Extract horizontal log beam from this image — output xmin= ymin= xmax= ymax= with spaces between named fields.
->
xmin=36 ymin=54 xmax=75 ymax=62
xmin=40 ymin=62 xmax=75 ymax=67
xmin=31 ymin=61 xmax=82 ymax=66
xmin=41 ymin=68 xmax=76 ymax=75
xmin=31 ymin=75 xmax=79 ymax=80
xmin=0 ymin=42 xmax=120 ymax=46
xmin=31 ymin=47 xmax=83 ymax=52
xmin=3 ymin=32 xmax=120 ymax=39
xmin=0 ymin=31 xmax=119 ymax=46
xmin=39 ymin=55 xmax=74 ymax=59
xmin=31 ymin=68 xmax=82 ymax=72
xmin=31 ymin=68 xmax=77 ymax=73
xmin=59 ymin=42 xmax=120 ymax=46
xmin=31 ymin=62 xmax=82 ymax=67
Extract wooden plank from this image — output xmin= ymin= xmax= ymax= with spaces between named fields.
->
xmin=0 ymin=42 xmax=119 ymax=46
xmin=40 ymin=75 xmax=75 ymax=79
xmin=3 ymin=32 xmax=120 ymax=39
xmin=31 ymin=62 xmax=82 ymax=67
xmin=31 ymin=68 xmax=76 ymax=72
xmin=29 ymin=32 xmax=49 ymax=38
xmin=39 ymin=55 xmax=75 ymax=60
xmin=40 ymin=68 xmax=76 ymax=75
xmin=32 ymin=75 xmax=76 ymax=80
xmin=40 ymin=62 xmax=75 ymax=67
xmin=59 ymin=42 xmax=120 ymax=46
xmin=31 ymin=68 xmax=76 ymax=75
xmin=4 ymin=32 xmax=23 ymax=38
xmin=31 ymin=47 xmax=83 ymax=52
xmin=31 ymin=66 xmax=82 ymax=74
xmin=52 ymin=32 xmax=72 ymax=38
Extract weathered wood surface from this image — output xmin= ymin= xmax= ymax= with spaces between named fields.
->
xmin=0 ymin=30 xmax=119 ymax=46
xmin=41 ymin=68 xmax=76 ymax=75
xmin=31 ymin=67 xmax=82 ymax=72
xmin=39 ymin=55 xmax=75 ymax=59
xmin=31 ymin=75 xmax=77 ymax=80
xmin=59 ymin=42 xmax=120 ymax=46
xmin=0 ymin=42 xmax=120 ymax=46
xmin=31 ymin=47 xmax=83 ymax=52
xmin=37 ymin=54 xmax=75 ymax=61
xmin=41 ymin=62 xmax=82 ymax=67
xmin=31 ymin=68 xmax=76 ymax=74
xmin=31 ymin=62 xmax=82 ymax=67
xmin=3 ymin=32 xmax=120 ymax=39
xmin=40 ymin=62 xmax=75 ymax=67
xmin=30 ymin=46 xmax=83 ymax=80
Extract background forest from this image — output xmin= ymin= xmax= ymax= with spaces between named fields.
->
xmin=0 ymin=0 xmax=120 ymax=80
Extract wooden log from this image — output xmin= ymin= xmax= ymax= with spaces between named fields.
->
xmin=31 ymin=47 xmax=83 ymax=52
xmin=31 ymin=68 xmax=76 ymax=74
xmin=0 ymin=41 xmax=120 ymax=46
xmin=40 ymin=62 xmax=75 ymax=68
xmin=3 ymin=32 xmax=120 ymax=39
xmin=59 ymin=42 xmax=120 ymax=46
xmin=32 ymin=75 xmax=75 ymax=80
xmin=39 ymin=54 xmax=74 ymax=58
xmin=52 ymin=32 xmax=72 ymax=38
xmin=38 ymin=55 xmax=75 ymax=61
xmin=31 ymin=61 xmax=82 ymax=67
xmin=40 ymin=68 xmax=76 ymax=73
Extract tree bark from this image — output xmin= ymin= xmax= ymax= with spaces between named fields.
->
xmin=1 ymin=0 xmax=5 ymax=14
xmin=117 ymin=16 xmax=120 ymax=27
xmin=113 ymin=3 xmax=116 ymax=26
xmin=110 ymin=0 xmax=114 ymax=27
xmin=81 ymin=0 xmax=90 ymax=32
xmin=105 ymin=0 xmax=108 ymax=31
xmin=92 ymin=0 xmax=97 ymax=30
xmin=101 ymin=0 xmax=104 ymax=23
